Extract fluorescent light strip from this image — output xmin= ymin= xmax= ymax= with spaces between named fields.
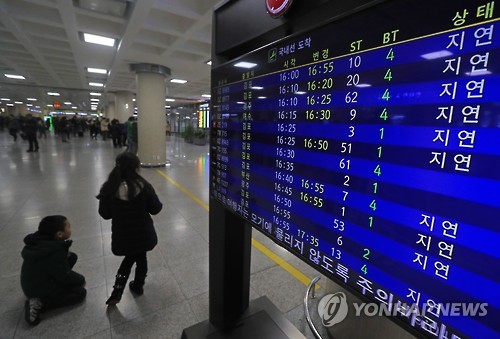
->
xmin=89 ymin=82 xmax=104 ymax=87
xmin=47 ymin=92 xmax=60 ymax=96
xmin=89 ymin=92 xmax=101 ymax=96
xmin=87 ymin=67 xmax=107 ymax=74
xmin=234 ymin=61 xmax=257 ymax=69
xmin=201 ymin=94 xmax=211 ymax=98
xmin=165 ymin=98 xmax=175 ymax=102
xmin=170 ymin=79 xmax=187 ymax=84
xmin=27 ymin=98 xmax=37 ymax=101
xmin=83 ymin=33 xmax=115 ymax=47
xmin=421 ymin=50 xmax=453 ymax=60
xmin=4 ymin=74 xmax=26 ymax=79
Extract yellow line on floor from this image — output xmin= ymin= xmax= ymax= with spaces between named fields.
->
xmin=155 ymin=169 xmax=316 ymax=287
xmin=155 ymin=169 xmax=209 ymax=211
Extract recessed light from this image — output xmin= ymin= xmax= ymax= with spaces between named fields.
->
xmin=4 ymin=74 xmax=26 ymax=79
xmin=421 ymin=50 xmax=453 ymax=60
xmin=170 ymin=79 xmax=187 ymax=84
xmin=83 ymin=33 xmax=115 ymax=47
xmin=89 ymin=82 xmax=104 ymax=87
xmin=87 ymin=67 xmax=108 ymax=74
xmin=234 ymin=61 xmax=257 ymax=69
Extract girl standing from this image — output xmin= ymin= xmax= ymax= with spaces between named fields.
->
xmin=97 ymin=152 xmax=163 ymax=305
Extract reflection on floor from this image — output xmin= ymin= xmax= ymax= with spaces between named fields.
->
xmin=0 ymin=131 xmax=324 ymax=338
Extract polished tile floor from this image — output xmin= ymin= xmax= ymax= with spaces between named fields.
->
xmin=0 ymin=129 xmax=326 ymax=338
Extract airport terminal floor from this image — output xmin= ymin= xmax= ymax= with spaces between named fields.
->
xmin=0 ymin=130 xmax=325 ymax=338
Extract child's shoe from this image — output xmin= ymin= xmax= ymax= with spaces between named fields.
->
xmin=129 ymin=280 xmax=144 ymax=295
xmin=24 ymin=298 xmax=43 ymax=326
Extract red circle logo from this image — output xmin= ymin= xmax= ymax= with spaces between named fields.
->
xmin=266 ymin=0 xmax=294 ymax=18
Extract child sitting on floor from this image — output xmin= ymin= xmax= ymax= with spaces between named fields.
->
xmin=20 ymin=215 xmax=86 ymax=325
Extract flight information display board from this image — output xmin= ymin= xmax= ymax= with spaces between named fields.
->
xmin=210 ymin=1 xmax=499 ymax=337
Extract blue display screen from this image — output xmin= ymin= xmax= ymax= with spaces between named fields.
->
xmin=210 ymin=1 xmax=499 ymax=337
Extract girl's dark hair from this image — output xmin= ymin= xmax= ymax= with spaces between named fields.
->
xmin=96 ymin=152 xmax=148 ymax=200
xmin=39 ymin=215 xmax=67 ymax=236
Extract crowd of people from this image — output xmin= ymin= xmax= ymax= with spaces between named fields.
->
xmin=1 ymin=114 xmax=139 ymax=154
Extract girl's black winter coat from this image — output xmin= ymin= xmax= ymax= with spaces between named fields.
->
xmin=98 ymin=183 xmax=162 ymax=256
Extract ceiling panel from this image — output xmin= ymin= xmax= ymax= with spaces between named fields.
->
xmin=0 ymin=0 xmax=219 ymax=115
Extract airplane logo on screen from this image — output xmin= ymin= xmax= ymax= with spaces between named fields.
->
xmin=266 ymin=0 xmax=294 ymax=18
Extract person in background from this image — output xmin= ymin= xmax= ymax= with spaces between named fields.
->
xmin=23 ymin=114 xmax=39 ymax=152
xmin=8 ymin=114 xmax=20 ymax=141
xmin=96 ymin=152 xmax=162 ymax=305
xmin=37 ymin=117 xmax=47 ymax=139
xmin=20 ymin=215 xmax=86 ymax=326
xmin=126 ymin=116 xmax=138 ymax=155
xmin=101 ymin=118 xmax=109 ymax=141
xmin=110 ymin=119 xmax=122 ymax=148
xmin=165 ymin=120 xmax=171 ymax=136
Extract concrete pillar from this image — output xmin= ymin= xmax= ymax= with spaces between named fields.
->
xmin=130 ymin=63 xmax=170 ymax=167
xmin=115 ymin=91 xmax=134 ymax=123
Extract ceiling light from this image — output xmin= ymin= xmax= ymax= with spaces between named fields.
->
xmin=165 ymin=105 xmax=171 ymax=108
xmin=132 ymin=98 xmax=136 ymax=101
xmin=89 ymin=82 xmax=104 ymax=87
xmin=234 ymin=61 xmax=257 ymax=69
xmin=26 ymin=104 xmax=33 ymax=107
xmin=47 ymin=104 xmax=53 ymax=107
xmin=6 ymin=103 xmax=14 ymax=106
xmin=27 ymin=98 xmax=37 ymax=101
xmin=170 ymin=79 xmax=187 ymax=84
xmin=201 ymin=94 xmax=211 ymax=98
xmin=165 ymin=98 xmax=175 ymax=102
xmin=83 ymin=33 xmax=115 ymax=47
xmin=72 ymin=106 xmax=77 ymax=109
xmin=1 ymin=98 xmax=10 ymax=101
xmin=251 ymin=86 xmax=264 ymax=90
xmin=48 ymin=92 xmax=60 ymax=96
xmin=14 ymin=101 xmax=23 ymax=104
xmin=87 ymin=67 xmax=108 ymax=74
xmin=4 ymin=74 xmax=26 ymax=79
xmin=421 ymin=50 xmax=453 ymax=60
xmin=64 ymin=102 xmax=72 ymax=105
xmin=89 ymin=92 xmax=101 ymax=96
xmin=206 ymin=60 xmax=212 ymax=65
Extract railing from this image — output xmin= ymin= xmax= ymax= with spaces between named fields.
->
xmin=303 ymin=276 xmax=324 ymax=339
